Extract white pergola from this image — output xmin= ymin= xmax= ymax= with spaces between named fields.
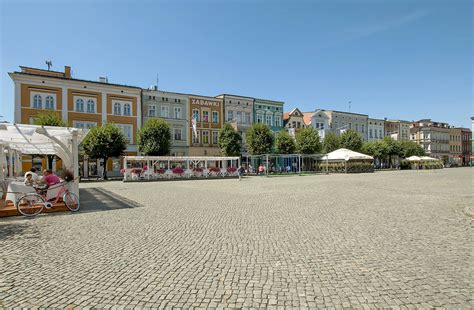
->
xmin=124 ymin=155 xmax=241 ymax=170
xmin=0 ymin=123 xmax=88 ymax=195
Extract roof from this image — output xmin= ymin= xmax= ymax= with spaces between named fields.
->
xmin=327 ymin=110 xmax=368 ymax=117
xmin=325 ymin=148 xmax=373 ymax=161
xmin=10 ymin=67 xmax=142 ymax=90
xmin=283 ymin=112 xmax=290 ymax=121
xmin=215 ymin=94 xmax=255 ymax=100
xmin=302 ymin=112 xmax=314 ymax=126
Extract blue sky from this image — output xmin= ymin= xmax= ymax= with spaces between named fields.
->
xmin=1 ymin=0 xmax=472 ymax=127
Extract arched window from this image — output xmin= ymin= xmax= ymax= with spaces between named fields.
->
xmin=86 ymin=99 xmax=95 ymax=113
xmin=33 ymin=95 xmax=42 ymax=109
xmin=45 ymin=96 xmax=54 ymax=109
xmin=123 ymin=103 xmax=131 ymax=116
xmin=113 ymin=102 xmax=121 ymax=115
xmin=76 ymin=98 xmax=84 ymax=112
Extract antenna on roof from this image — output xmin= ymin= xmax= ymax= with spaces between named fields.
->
xmin=45 ymin=60 xmax=52 ymax=71
xmin=156 ymin=74 xmax=159 ymax=90
xmin=348 ymin=100 xmax=351 ymax=113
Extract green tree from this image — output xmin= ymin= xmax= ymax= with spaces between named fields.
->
xmin=383 ymin=136 xmax=402 ymax=167
xmin=81 ymin=123 xmax=127 ymax=180
xmin=339 ymin=129 xmax=363 ymax=152
xmin=275 ymin=130 xmax=296 ymax=154
xmin=33 ymin=112 xmax=67 ymax=169
xmin=295 ymin=127 xmax=322 ymax=154
xmin=137 ymin=119 xmax=172 ymax=156
xmin=218 ymin=123 xmax=242 ymax=156
xmin=361 ymin=140 xmax=388 ymax=162
xmin=322 ymin=132 xmax=340 ymax=153
xmin=246 ymin=123 xmax=274 ymax=155
xmin=398 ymin=140 xmax=426 ymax=158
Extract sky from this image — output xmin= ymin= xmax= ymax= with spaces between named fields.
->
xmin=0 ymin=0 xmax=472 ymax=127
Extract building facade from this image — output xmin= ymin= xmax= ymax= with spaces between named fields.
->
xmin=460 ymin=128 xmax=471 ymax=166
xmin=309 ymin=110 xmax=330 ymax=141
xmin=9 ymin=66 xmax=142 ymax=176
xmin=367 ymin=118 xmax=385 ymax=142
xmin=253 ymin=98 xmax=284 ymax=133
xmin=384 ymin=120 xmax=411 ymax=141
xmin=410 ymin=119 xmax=450 ymax=162
xmin=216 ymin=94 xmax=254 ymax=154
xmin=448 ymin=127 xmax=463 ymax=165
xmin=322 ymin=110 xmax=368 ymax=141
xmin=188 ymin=95 xmax=223 ymax=156
xmin=142 ymin=88 xmax=188 ymax=156
xmin=283 ymin=108 xmax=306 ymax=131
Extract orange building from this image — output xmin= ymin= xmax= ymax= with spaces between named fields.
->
xmin=9 ymin=66 xmax=142 ymax=177
xmin=188 ymin=95 xmax=223 ymax=156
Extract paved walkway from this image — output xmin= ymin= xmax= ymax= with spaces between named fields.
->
xmin=0 ymin=169 xmax=472 ymax=308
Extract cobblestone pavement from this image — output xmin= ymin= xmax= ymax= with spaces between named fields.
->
xmin=0 ymin=168 xmax=472 ymax=309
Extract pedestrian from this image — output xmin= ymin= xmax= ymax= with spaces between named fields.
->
xmin=258 ymin=164 xmax=265 ymax=175
xmin=238 ymin=165 xmax=245 ymax=181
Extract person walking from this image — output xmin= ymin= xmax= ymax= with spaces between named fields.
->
xmin=238 ymin=165 xmax=245 ymax=181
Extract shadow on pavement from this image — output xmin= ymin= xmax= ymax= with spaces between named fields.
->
xmin=78 ymin=187 xmax=144 ymax=213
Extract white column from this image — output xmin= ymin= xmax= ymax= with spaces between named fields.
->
xmin=71 ymin=131 xmax=79 ymax=195
xmin=102 ymin=92 xmax=107 ymax=125
xmin=14 ymin=82 xmax=21 ymax=123
xmin=0 ymin=145 xmax=5 ymax=180
xmin=136 ymin=94 xmax=142 ymax=129
xmin=61 ymin=87 xmax=68 ymax=123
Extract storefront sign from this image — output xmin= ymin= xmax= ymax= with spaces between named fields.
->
xmin=191 ymin=98 xmax=220 ymax=107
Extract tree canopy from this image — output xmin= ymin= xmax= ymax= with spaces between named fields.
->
xmin=218 ymin=123 xmax=242 ymax=156
xmin=33 ymin=111 xmax=67 ymax=127
xmin=322 ymin=131 xmax=340 ymax=153
xmin=246 ymin=123 xmax=274 ymax=155
xmin=398 ymin=140 xmax=426 ymax=158
xmin=275 ymin=130 xmax=296 ymax=154
xmin=81 ymin=123 xmax=127 ymax=162
xmin=295 ymin=127 xmax=322 ymax=154
xmin=339 ymin=129 xmax=363 ymax=152
xmin=137 ymin=119 xmax=172 ymax=156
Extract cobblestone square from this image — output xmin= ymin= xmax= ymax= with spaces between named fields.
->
xmin=0 ymin=168 xmax=472 ymax=308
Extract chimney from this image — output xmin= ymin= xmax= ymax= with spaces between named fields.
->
xmin=64 ymin=66 xmax=71 ymax=79
xmin=99 ymin=76 xmax=108 ymax=83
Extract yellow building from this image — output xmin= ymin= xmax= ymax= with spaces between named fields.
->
xmin=9 ymin=65 xmax=142 ymax=177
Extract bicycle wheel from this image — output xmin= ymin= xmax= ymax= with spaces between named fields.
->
xmin=63 ymin=191 xmax=80 ymax=212
xmin=16 ymin=193 xmax=45 ymax=217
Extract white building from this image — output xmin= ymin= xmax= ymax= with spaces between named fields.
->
xmin=368 ymin=118 xmax=385 ymax=141
xmin=310 ymin=110 xmax=330 ymax=140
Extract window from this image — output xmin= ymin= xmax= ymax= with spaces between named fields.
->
xmin=227 ymin=110 xmax=234 ymax=122
xmin=45 ymin=96 xmax=54 ymax=109
xmin=148 ymin=105 xmax=156 ymax=117
xmin=202 ymin=130 xmax=209 ymax=144
xmin=245 ymin=112 xmax=251 ymax=125
xmin=374 ymin=130 xmax=378 ymax=138
xmin=202 ymin=111 xmax=209 ymax=122
xmin=73 ymin=121 xmax=96 ymax=129
xmin=361 ymin=124 xmax=365 ymax=133
xmin=257 ymin=114 xmax=264 ymax=123
xmin=161 ymin=106 xmax=169 ymax=118
xmin=174 ymin=128 xmax=182 ymax=140
xmin=113 ymin=102 xmax=121 ymax=115
xmin=174 ymin=107 xmax=181 ymax=119
xmin=116 ymin=124 xmax=133 ymax=143
xmin=86 ymin=99 xmax=95 ymax=113
xmin=355 ymin=124 xmax=359 ymax=131
xmin=76 ymin=99 xmax=85 ymax=112
xmin=212 ymin=131 xmax=218 ymax=144
xmin=212 ymin=111 xmax=219 ymax=123
xmin=33 ymin=94 xmax=42 ymax=108
xmin=192 ymin=130 xmax=200 ymax=144
xmin=237 ymin=111 xmax=242 ymax=124
xmin=148 ymin=96 xmax=151 ymax=100
xmin=192 ymin=109 xmax=199 ymax=121
xmin=275 ymin=116 xmax=281 ymax=127
xmin=379 ymin=130 xmax=382 ymax=138
xmin=266 ymin=114 xmax=272 ymax=126
xmin=174 ymin=99 xmax=177 ymax=103
xmin=369 ymin=129 xmax=373 ymax=138
xmin=123 ymin=103 xmax=131 ymax=116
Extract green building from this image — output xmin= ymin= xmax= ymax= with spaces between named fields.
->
xmin=253 ymin=98 xmax=284 ymax=133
